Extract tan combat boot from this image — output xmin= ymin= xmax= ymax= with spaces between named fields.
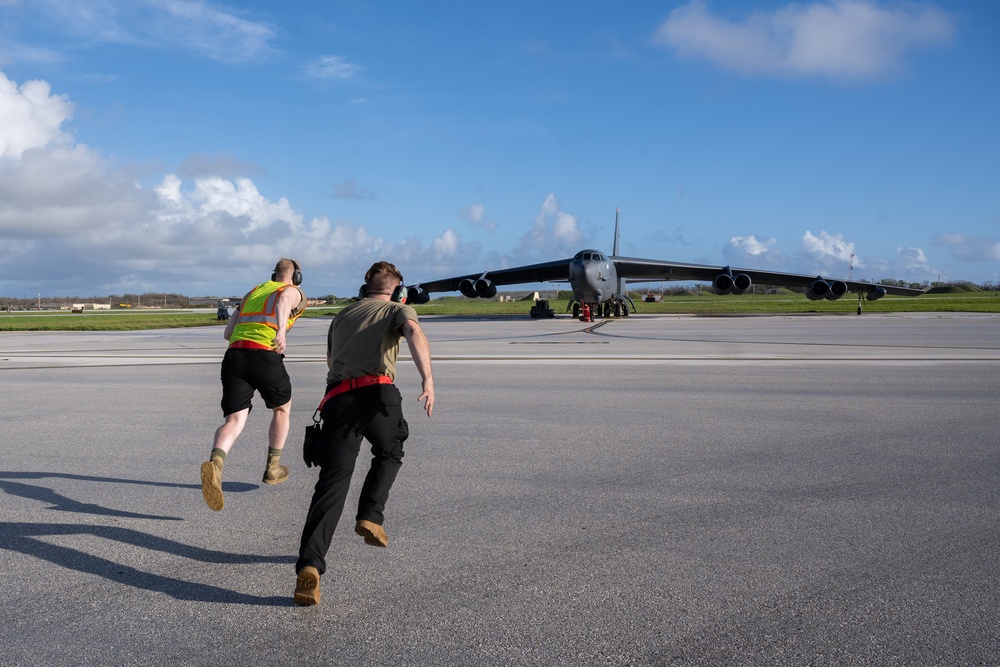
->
xmin=294 ymin=566 xmax=321 ymax=606
xmin=262 ymin=450 xmax=289 ymax=485
xmin=355 ymin=519 xmax=388 ymax=547
xmin=200 ymin=456 xmax=224 ymax=511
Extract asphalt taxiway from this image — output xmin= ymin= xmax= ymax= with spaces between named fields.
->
xmin=1 ymin=313 xmax=998 ymax=665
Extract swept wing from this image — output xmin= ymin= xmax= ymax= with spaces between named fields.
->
xmin=611 ymin=257 xmax=925 ymax=297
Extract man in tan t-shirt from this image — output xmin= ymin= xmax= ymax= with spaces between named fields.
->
xmin=294 ymin=261 xmax=434 ymax=606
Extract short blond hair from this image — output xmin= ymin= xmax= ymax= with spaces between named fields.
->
xmin=364 ymin=261 xmax=403 ymax=293
xmin=273 ymin=258 xmax=300 ymax=282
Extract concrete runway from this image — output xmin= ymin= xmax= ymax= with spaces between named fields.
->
xmin=1 ymin=313 xmax=998 ymax=666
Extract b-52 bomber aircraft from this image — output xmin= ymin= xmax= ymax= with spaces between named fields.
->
xmin=404 ymin=209 xmax=925 ymax=317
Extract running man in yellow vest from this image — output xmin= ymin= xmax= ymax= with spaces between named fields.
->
xmin=200 ymin=258 xmax=308 ymax=511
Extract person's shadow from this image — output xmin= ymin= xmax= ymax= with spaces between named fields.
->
xmin=0 ymin=471 xmax=296 ymax=606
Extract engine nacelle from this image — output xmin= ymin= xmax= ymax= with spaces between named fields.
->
xmin=406 ymin=287 xmax=430 ymax=304
xmin=474 ymin=278 xmax=496 ymax=298
xmin=713 ymin=273 xmax=734 ymax=294
xmin=714 ymin=272 xmax=752 ymax=295
xmin=866 ymin=286 xmax=887 ymax=301
xmin=459 ymin=278 xmax=478 ymax=298
xmin=827 ymin=280 xmax=848 ymax=300
xmin=806 ymin=279 xmax=830 ymax=301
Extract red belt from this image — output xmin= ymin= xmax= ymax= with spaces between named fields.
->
xmin=229 ymin=339 xmax=273 ymax=351
xmin=318 ymin=375 xmax=393 ymax=410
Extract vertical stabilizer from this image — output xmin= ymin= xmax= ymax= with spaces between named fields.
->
xmin=613 ymin=207 xmax=620 ymax=256
xmin=613 ymin=207 xmax=626 ymax=298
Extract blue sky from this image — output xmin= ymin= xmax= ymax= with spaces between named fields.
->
xmin=1 ymin=0 xmax=997 ymax=298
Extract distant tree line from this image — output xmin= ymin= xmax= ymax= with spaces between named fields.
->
xmin=0 ymin=292 xmax=192 ymax=310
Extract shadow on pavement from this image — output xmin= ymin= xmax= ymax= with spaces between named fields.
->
xmin=0 ymin=471 xmax=294 ymax=606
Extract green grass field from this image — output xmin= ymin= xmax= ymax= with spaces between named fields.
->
xmin=3 ymin=289 xmax=997 ymax=332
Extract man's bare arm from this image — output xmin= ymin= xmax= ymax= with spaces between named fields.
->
xmin=272 ymin=287 xmax=300 ymax=353
xmin=402 ymin=319 xmax=434 ymax=418
xmin=222 ymin=303 xmax=240 ymax=341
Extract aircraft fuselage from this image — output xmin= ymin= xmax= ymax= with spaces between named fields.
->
xmin=568 ymin=249 xmax=618 ymax=304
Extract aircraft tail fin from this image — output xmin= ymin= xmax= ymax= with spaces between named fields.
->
xmin=613 ymin=207 xmax=620 ymax=256
xmin=613 ymin=207 xmax=627 ymax=298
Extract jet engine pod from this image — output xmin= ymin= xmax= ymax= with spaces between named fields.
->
xmin=826 ymin=280 xmax=848 ymax=300
xmin=474 ymin=278 xmax=496 ymax=298
xmin=866 ymin=286 xmax=887 ymax=301
xmin=459 ymin=278 xmax=478 ymax=298
xmin=406 ymin=287 xmax=430 ymax=304
xmin=713 ymin=273 xmax=735 ymax=294
xmin=806 ymin=279 xmax=830 ymax=301
xmin=732 ymin=273 xmax=752 ymax=294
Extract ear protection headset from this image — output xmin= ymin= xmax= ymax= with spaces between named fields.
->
xmin=358 ymin=283 xmax=407 ymax=303
xmin=273 ymin=259 xmax=303 ymax=286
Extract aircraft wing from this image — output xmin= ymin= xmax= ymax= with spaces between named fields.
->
xmin=410 ymin=258 xmax=573 ymax=294
xmin=406 ymin=254 xmax=926 ymax=303
xmin=611 ymin=256 xmax=926 ymax=296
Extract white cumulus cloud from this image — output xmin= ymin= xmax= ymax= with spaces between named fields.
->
xmin=0 ymin=68 xmax=466 ymax=297
xmin=0 ymin=71 xmax=73 ymax=158
xmin=655 ymin=0 xmax=956 ymax=81
xmin=801 ymin=230 xmax=857 ymax=264
xmin=722 ymin=234 xmax=787 ymax=268
xmin=432 ymin=228 xmax=460 ymax=260
xmin=516 ymin=194 xmax=582 ymax=259
xmin=896 ymin=245 xmax=938 ymax=278
xmin=458 ymin=202 xmax=497 ymax=231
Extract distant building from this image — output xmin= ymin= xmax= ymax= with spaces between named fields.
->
xmin=188 ymin=296 xmax=244 ymax=307
xmin=497 ymin=290 xmax=559 ymax=302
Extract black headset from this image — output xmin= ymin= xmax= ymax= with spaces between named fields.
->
xmin=358 ymin=283 xmax=407 ymax=303
xmin=273 ymin=259 xmax=303 ymax=286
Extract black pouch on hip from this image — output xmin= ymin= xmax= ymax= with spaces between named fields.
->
xmin=303 ymin=410 xmax=321 ymax=468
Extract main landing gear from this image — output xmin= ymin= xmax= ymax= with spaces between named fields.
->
xmin=573 ymin=300 xmax=630 ymax=322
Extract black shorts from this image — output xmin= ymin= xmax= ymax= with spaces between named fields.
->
xmin=220 ymin=348 xmax=292 ymax=416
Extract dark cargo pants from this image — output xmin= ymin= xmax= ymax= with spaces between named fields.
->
xmin=296 ymin=383 xmax=408 ymax=575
